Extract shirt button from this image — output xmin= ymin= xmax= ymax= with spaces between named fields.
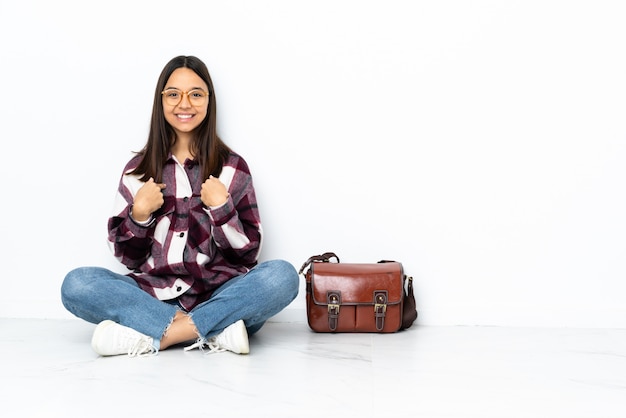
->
xmin=183 ymin=197 xmax=189 ymax=202
xmin=179 ymin=232 xmax=185 ymax=237
xmin=176 ymin=286 xmax=182 ymax=292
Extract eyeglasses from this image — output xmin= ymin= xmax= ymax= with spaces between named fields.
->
xmin=161 ymin=88 xmax=210 ymax=106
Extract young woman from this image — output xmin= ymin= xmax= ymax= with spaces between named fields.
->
xmin=61 ymin=55 xmax=299 ymax=357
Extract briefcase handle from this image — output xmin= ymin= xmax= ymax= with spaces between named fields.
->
xmin=298 ymin=251 xmax=340 ymax=275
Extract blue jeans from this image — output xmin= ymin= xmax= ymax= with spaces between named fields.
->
xmin=61 ymin=260 xmax=299 ymax=346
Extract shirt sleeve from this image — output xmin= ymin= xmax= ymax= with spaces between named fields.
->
xmin=204 ymin=156 xmax=262 ymax=268
xmin=107 ymin=162 xmax=155 ymax=270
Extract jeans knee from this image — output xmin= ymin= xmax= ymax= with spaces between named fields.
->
xmin=61 ymin=268 xmax=84 ymax=302
xmin=263 ymin=259 xmax=299 ymax=299
xmin=61 ymin=267 xmax=101 ymax=303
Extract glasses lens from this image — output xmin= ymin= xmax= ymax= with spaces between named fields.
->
xmin=188 ymin=89 xmax=208 ymax=105
xmin=163 ymin=90 xmax=182 ymax=106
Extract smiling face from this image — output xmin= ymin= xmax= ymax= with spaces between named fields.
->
xmin=162 ymin=67 xmax=209 ymax=138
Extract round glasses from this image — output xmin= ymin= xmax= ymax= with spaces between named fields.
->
xmin=161 ymin=88 xmax=209 ymax=106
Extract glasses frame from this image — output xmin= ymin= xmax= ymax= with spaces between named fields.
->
xmin=161 ymin=88 xmax=210 ymax=106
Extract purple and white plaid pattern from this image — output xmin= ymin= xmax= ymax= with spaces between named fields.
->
xmin=107 ymin=152 xmax=262 ymax=311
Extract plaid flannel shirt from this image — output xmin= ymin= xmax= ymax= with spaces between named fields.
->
xmin=107 ymin=151 xmax=262 ymax=311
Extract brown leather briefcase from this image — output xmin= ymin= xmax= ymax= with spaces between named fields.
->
xmin=299 ymin=252 xmax=417 ymax=333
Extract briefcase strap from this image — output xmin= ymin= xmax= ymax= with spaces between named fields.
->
xmin=374 ymin=291 xmax=388 ymax=331
xmin=298 ymin=252 xmax=339 ymax=275
xmin=327 ymin=291 xmax=341 ymax=331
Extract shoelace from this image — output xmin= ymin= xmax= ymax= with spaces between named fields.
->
xmin=184 ymin=338 xmax=205 ymax=351
xmin=128 ymin=338 xmax=157 ymax=357
xmin=184 ymin=337 xmax=225 ymax=354
xmin=204 ymin=340 xmax=226 ymax=354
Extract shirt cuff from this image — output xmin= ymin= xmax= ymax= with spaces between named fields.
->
xmin=129 ymin=206 xmax=155 ymax=226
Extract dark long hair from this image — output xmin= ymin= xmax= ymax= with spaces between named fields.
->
xmin=130 ymin=55 xmax=231 ymax=182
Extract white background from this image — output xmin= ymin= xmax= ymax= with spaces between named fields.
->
xmin=1 ymin=0 xmax=624 ymax=327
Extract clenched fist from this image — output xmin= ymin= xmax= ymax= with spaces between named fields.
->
xmin=132 ymin=178 xmax=166 ymax=222
xmin=201 ymin=175 xmax=229 ymax=207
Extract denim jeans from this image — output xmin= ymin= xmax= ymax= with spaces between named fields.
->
xmin=61 ymin=260 xmax=299 ymax=347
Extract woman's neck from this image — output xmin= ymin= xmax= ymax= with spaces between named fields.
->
xmin=171 ymin=135 xmax=194 ymax=163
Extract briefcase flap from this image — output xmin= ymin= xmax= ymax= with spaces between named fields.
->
xmin=309 ymin=262 xmax=404 ymax=306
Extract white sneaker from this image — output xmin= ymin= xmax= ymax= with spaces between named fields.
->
xmin=184 ymin=319 xmax=249 ymax=355
xmin=91 ymin=320 xmax=157 ymax=357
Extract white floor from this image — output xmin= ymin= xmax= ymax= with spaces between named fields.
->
xmin=2 ymin=318 xmax=625 ymax=418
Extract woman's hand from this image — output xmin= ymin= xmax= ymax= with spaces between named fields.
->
xmin=201 ymin=175 xmax=229 ymax=207
xmin=132 ymin=178 xmax=166 ymax=221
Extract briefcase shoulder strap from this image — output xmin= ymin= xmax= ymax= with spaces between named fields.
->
xmin=298 ymin=251 xmax=340 ymax=275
